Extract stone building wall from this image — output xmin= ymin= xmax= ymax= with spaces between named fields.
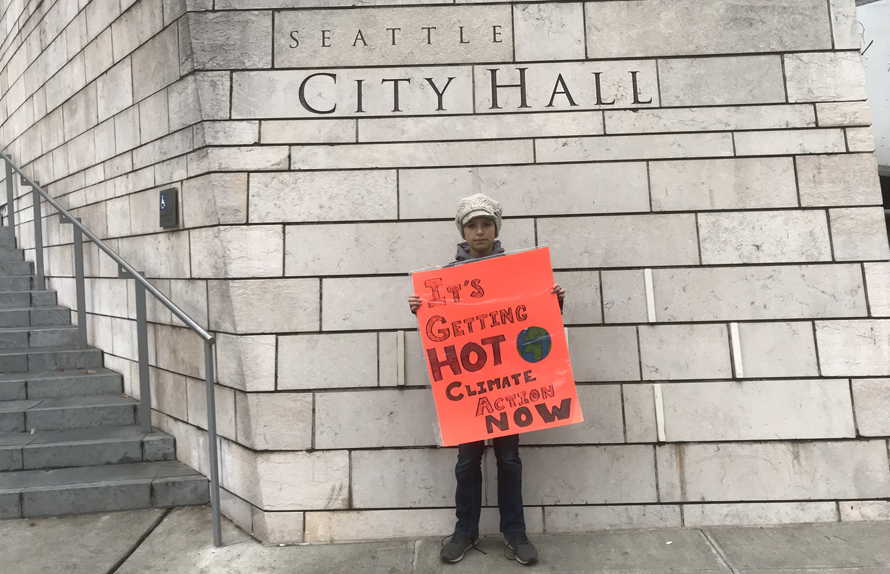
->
xmin=1 ymin=0 xmax=890 ymax=545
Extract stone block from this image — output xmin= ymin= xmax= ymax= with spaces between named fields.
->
xmin=235 ymin=391 xmax=312 ymax=450
xmin=149 ymin=367 xmax=188 ymax=421
xmin=260 ymin=119 xmax=355 ymax=144
xmin=502 ymin=445 xmax=656 ymax=505
xmin=785 ymin=52 xmax=868 ymax=102
xmin=221 ymin=441 xmax=349 ymax=511
xmin=117 ymin=231 xmax=191 ymax=277
xmin=166 ymin=75 xmax=202 ymax=130
xmin=521 ymin=384 xmax=624 ymax=445
xmin=193 ymin=71 xmax=231 ymax=121
xmin=737 ymin=321 xmax=819 ymax=378
xmin=84 ymin=278 xmax=129 ymax=317
xmin=658 ymin=56 xmax=785 ymax=106
xmin=544 ymin=505 xmax=681 ymax=533
xmin=97 ymin=58 xmax=133 ymax=122
xmin=651 ymin=264 xmax=867 ymax=322
xmin=285 ymin=220 xmax=533 ymax=276
xmin=208 ymin=279 xmax=319 ymax=333
xmin=322 ymin=276 xmax=415 ymax=331
xmin=132 ymin=128 xmax=194 ymax=169
xmin=847 ymin=127 xmax=876 ymax=152
xmin=623 ymin=384 xmax=657 ymax=443
xmin=683 ymin=502 xmax=838 ymax=527
xmin=816 ymin=102 xmax=872 ymax=127
xmin=128 ymin=187 xmax=170 ymax=235
xmin=181 ymin=173 xmax=247 ymax=227
xmin=315 ymin=389 xmax=438 ymax=449
xmin=566 ymin=327 xmax=640 ymax=382
xmin=830 ymin=207 xmax=890 ymax=261
xmin=735 ymin=129 xmax=846 ymax=156
xmin=304 ymin=507 xmax=543 ymax=543
xmin=698 ymin=211 xmax=832 ymax=264
xmin=215 ymin=334 xmax=276 ymax=392
xmin=351 ymin=448 xmax=456 ymax=508
xmin=536 ymin=133 xmax=732 ymax=163
xmin=865 ymin=263 xmax=890 ymax=317
xmin=114 ymin=106 xmax=141 ymax=153
xmin=112 ymin=0 xmax=164 ymax=61
xmin=639 ymin=324 xmax=732 ymax=380
xmin=656 ymin=441 xmax=890 ymax=502
xmin=291 ymin=140 xmax=532 ymax=170
xmin=219 ymin=487 xmax=253 ymax=534
xmin=651 ymin=157 xmax=797 ymax=212
xmin=188 ymin=146 xmax=288 ymax=174
xmin=278 ymin=333 xmax=377 ymax=390
xmin=274 ymin=6 xmax=511 ymax=68
xmin=606 ymin=105 xmax=815 ymax=134
xmin=831 ymin=0 xmax=860 ymax=49
xmin=797 ymin=154 xmax=883 ymax=207
xmin=251 ymin=508 xmax=304 ymax=545
xmin=852 ymin=379 xmax=890 ymax=436
xmin=399 ymin=162 xmax=649 ymax=219
xmin=234 ymin=67 xmax=473 ymax=119
xmin=153 ymin=324 xmax=204 ymax=380
xmin=62 ymin=84 xmax=99 ymax=142
xmin=474 ymin=60 xmax=658 ymax=112
xmin=138 ymin=89 xmax=170 ymax=144
xmin=189 ymin=226 xmax=283 ymax=278
xmin=186 ymin=380 xmax=236 ymax=440
xmin=249 ymin=171 xmax=396 ymax=224
xmin=380 ymin=331 xmax=430 ymax=388
xmin=538 ymin=214 xmax=699 ymax=269
xmin=154 ymin=156 xmax=189 ymax=185
xmin=662 ymin=379 xmax=855 ymax=441
xmin=553 ymin=271 xmax=601 ymax=325
xmin=601 ymin=270 xmax=647 ymax=324
xmin=817 ymin=320 xmax=890 ymax=377
xmin=152 ymin=412 xmax=210 ymax=475
xmin=194 ymin=121 xmax=258 ymax=146
xmin=86 ymin=0 xmax=121 ymax=39
xmin=513 ymin=2 xmax=584 ymax=61
xmin=131 ymin=25 xmax=180 ymax=102
xmin=840 ymin=501 xmax=890 ymax=522
xmin=94 ymin=120 xmax=116 ymax=163
xmin=185 ymin=11 xmax=268 ymax=70
xmin=586 ymin=0 xmax=830 ymax=57
xmin=360 ymin=110 xmax=603 ymax=143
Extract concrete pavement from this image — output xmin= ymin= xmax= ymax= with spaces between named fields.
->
xmin=5 ymin=505 xmax=890 ymax=573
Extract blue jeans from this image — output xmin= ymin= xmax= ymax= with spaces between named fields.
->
xmin=453 ymin=434 xmax=526 ymax=539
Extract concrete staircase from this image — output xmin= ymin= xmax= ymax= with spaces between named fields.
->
xmin=0 ymin=233 xmax=208 ymax=518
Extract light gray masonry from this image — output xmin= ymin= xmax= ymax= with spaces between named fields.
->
xmin=1 ymin=0 xmax=887 ymax=545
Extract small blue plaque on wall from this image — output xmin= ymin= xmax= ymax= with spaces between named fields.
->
xmin=159 ymin=188 xmax=178 ymax=228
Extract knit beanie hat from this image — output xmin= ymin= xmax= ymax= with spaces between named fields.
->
xmin=455 ymin=194 xmax=502 ymax=238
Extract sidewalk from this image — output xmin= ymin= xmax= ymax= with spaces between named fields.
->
xmin=4 ymin=505 xmax=890 ymax=573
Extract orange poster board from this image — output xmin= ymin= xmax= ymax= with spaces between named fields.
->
xmin=412 ymin=247 xmax=583 ymax=446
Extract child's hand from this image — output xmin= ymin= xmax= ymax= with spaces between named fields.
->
xmin=551 ymin=283 xmax=566 ymax=303
xmin=408 ymin=294 xmax=422 ymax=314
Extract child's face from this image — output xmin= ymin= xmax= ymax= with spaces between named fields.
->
xmin=463 ymin=216 xmax=497 ymax=257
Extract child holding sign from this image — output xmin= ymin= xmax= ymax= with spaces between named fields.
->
xmin=408 ymin=194 xmax=566 ymax=566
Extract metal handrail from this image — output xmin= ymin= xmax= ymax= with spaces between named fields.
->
xmin=0 ymin=151 xmax=223 ymax=547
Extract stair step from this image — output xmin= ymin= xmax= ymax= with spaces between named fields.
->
xmin=0 ymin=276 xmax=31 ymax=291
xmin=0 ymin=345 xmax=102 ymax=373
xmin=0 ymin=306 xmax=69 ymax=328
xmin=0 ymin=368 xmax=122 ymax=401
xmin=0 ymin=291 xmax=56 ymax=308
xmin=0 ymin=395 xmax=137 ymax=432
xmin=0 ymin=426 xmax=174 ymax=471
xmin=0 ymin=460 xmax=209 ymax=518
xmin=0 ymin=249 xmax=23 ymax=262
xmin=0 ymin=261 xmax=31 ymax=275
xmin=0 ymin=325 xmax=77 ymax=349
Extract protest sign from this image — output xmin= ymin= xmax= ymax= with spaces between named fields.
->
xmin=412 ymin=247 xmax=583 ymax=446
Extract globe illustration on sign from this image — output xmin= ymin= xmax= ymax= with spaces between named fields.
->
xmin=516 ymin=327 xmax=552 ymax=363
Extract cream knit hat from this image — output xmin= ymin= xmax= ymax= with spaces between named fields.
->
xmin=455 ymin=194 xmax=502 ymax=237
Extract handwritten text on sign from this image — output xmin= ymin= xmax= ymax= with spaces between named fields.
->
xmin=412 ymin=248 xmax=583 ymax=446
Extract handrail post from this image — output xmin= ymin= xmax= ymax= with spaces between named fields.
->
xmin=72 ymin=223 xmax=87 ymax=347
xmin=122 ymin=267 xmax=152 ymax=433
xmin=4 ymin=160 xmax=14 ymax=243
xmin=30 ymin=181 xmax=45 ymax=291
xmin=204 ymin=340 xmax=223 ymax=547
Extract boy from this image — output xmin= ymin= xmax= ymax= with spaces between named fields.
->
xmin=408 ymin=194 xmax=566 ymax=565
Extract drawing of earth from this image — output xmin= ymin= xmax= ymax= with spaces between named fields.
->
xmin=516 ymin=326 xmax=552 ymax=363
